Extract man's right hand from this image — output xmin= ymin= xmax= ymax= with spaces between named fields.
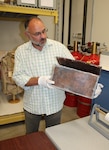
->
xmin=38 ymin=76 xmax=55 ymax=88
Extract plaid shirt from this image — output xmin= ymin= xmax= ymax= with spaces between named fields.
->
xmin=13 ymin=39 xmax=74 ymax=115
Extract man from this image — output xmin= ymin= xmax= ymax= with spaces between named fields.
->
xmin=12 ymin=16 xmax=75 ymax=134
xmin=13 ymin=16 xmax=103 ymax=134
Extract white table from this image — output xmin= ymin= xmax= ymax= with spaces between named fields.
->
xmin=46 ymin=116 xmax=109 ymax=150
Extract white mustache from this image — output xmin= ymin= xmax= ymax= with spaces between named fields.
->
xmin=31 ymin=38 xmax=46 ymax=47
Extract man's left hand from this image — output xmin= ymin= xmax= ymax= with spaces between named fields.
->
xmin=93 ymin=83 xmax=104 ymax=99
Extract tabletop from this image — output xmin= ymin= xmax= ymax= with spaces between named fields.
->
xmin=46 ymin=116 xmax=109 ymax=150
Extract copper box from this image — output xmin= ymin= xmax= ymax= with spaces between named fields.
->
xmin=52 ymin=57 xmax=101 ymax=99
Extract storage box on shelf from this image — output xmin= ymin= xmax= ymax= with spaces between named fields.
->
xmin=38 ymin=0 xmax=56 ymax=10
xmin=17 ymin=0 xmax=37 ymax=7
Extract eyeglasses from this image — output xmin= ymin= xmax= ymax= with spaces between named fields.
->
xmin=27 ymin=28 xmax=48 ymax=37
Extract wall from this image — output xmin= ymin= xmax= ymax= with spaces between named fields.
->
xmin=69 ymin=0 xmax=109 ymax=49
xmin=86 ymin=0 xmax=109 ymax=49
xmin=55 ymin=0 xmax=63 ymax=43
xmin=85 ymin=0 xmax=93 ymax=43
xmin=1 ymin=1 xmax=109 ymax=50
xmin=0 ymin=20 xmax=26 ymax=51
xmin=0 ymin=1 xmax=89 ymax=51
xmin=70 ymin=0 xmax=84 ymax=46
xmin=91 ymin=0 xmax=109 ymax=48
xmin=0 ymin=16 xmax=55 ymax=51
xmin=63 ymin=0 xmax=70 ymax=46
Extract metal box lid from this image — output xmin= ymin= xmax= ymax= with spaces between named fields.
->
xmin=52 ymin=57 xmax=101 ymax=99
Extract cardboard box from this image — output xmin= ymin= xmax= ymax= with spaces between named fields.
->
xmin=38 ymin=0 xmax=56 ymax=9
xmin=17 ymin=0 xmax=37 ymax=7
xmin=52 ymin=57 xmax=101 ymax=99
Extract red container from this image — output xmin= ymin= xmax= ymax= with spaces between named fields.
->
xmin=87 ymin=54 xmax=100 ymax=65
xmin=64 ymin=92 xmax=78 ymax=107
xmin=71 ymin=51 xmax=83 ymax=60
xmin=77 ymin=96 xmax=92 ymax=117
xmin=80 ymin=54 xmax=91 ymax=62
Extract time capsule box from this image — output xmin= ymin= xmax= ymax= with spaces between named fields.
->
xmin=52 ymin=57 xmax=101 ymax=99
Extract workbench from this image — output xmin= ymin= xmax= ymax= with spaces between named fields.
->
xmin=46 ymin=116 xmax=109 ymax=150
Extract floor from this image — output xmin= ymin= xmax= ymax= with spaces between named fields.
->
xmin=0 ymin=105 xmax=80 ymax=141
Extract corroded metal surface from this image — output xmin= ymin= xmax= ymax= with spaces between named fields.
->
xmin=52 ymin=57 xmax=101 ymax=98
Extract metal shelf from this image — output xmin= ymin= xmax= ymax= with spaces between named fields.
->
xmin=0 ymin=4 xmax=58 ymax=23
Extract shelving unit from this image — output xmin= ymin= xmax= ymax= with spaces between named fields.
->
xmin=0 ymin=112 xmax=25 ymax=125
xmin=0 ymin=3 xmax=58 ymax=125
xmin=0 ymin=3 xmax=58 ymax=23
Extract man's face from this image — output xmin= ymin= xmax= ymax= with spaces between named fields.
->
xmin=26 ymin=19 xmax=47 ymax=47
